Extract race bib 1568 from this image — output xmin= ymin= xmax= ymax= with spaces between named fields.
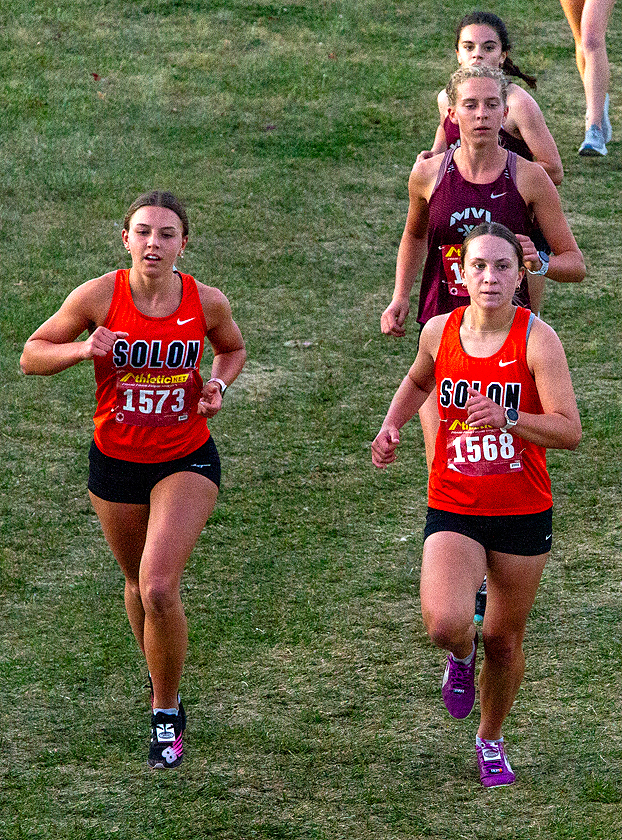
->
xmin=447 ymin=425 xmax=523 ymax=476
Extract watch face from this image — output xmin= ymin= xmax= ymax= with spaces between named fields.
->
xmin=506 ymin=408 xmax=519 ymax=422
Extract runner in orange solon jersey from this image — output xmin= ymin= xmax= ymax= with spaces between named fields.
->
xmin=372 ymin=222 xmax=581 ymax=788
xmin=20 ymin=191 xmax=246 ymax=770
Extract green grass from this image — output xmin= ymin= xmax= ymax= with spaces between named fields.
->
xmin=2 ymin=0 xmax=622 ymax=837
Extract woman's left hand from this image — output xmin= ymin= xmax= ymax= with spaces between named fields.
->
xmin=515 ymin=233 xmax=541 ymax=273
xmin=197 ymin=379 xmax=223 ymax=418
xmin=465 ymin=387 xmax=506 ymax=429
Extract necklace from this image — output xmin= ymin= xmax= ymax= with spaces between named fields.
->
xmin=463 ymin=314 xmax=515 ymax=334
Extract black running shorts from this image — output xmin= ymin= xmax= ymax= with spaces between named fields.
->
xmin=424 ymin=507 xmax=553 ymax=556
xmin=88 ymin=437 xmax=221 ymax=504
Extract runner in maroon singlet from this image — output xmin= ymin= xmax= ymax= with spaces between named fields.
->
xmin=417 ymin=147 xmax=531 ymax=326
xmin=416 ymin=11 xmax=564 ymax=317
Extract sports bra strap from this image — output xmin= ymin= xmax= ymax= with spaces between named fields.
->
xmin=432 ymin=148 xmax=456 ymax=192
xmin=507 ymin=150 xmax=517 ymax=181
xmin=525 ymin=310 xmax=536 ymax=345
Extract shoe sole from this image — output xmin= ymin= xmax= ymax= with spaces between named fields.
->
xmin=148 ymin=758 xmax=183 ymax=769
xmin=481 ymin=778 xmax=515 ymax=788
xmin=579 ymin=146 xmax=607 ymax=157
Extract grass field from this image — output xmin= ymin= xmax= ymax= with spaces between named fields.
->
xmin=1 ymin=0 xmax=622 ymax=837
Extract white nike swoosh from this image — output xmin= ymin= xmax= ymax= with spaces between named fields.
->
xmin=490 ymin=191 xmax=507 ymax=199
xmin=499 ymin=360 xmax=516 ymax=367
xmin=177 ymin=317 xmax=194 ymax=325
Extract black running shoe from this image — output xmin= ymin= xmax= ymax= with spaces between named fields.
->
xmin=474 ymin=576 xmax=487 ymax=626
xmin=177 ymin=697 xmax=187 ymax=732
xmin=148 ymin=710 xmax=184 ymax=769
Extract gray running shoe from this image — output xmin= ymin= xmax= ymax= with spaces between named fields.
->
xmin=585 ymin=95 xmax=612 ymax=142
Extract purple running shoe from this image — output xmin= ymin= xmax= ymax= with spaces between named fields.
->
xmin=476 ymin=737 xmax=516 ymax=787
xmin=441 ymin=633 xmax=477 ymax=719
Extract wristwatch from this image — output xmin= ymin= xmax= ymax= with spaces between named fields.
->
xmin=208 ymin=377 xmax=227 ymax=396
xmin=501 ymin=407 xmax=519 ymax=431
xmin=527 ymin=250 xmax=550 ymax=276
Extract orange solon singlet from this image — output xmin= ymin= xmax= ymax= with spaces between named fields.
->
xmin=93 ymin=270 xmax=210 ymax=463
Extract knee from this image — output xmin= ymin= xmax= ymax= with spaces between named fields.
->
xmin=582 ymin=29 xmax=606 ymax=55
xmin=141 ymin=577 xmax=179 ymax=617
xmin=482 ymin=630 xmax=522 ymax=668
xmin=423 ymin=612 xmax=468 ymax=651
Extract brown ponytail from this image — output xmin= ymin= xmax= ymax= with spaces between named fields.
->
xmin=502 ymin=56 xmax=537 ymax=91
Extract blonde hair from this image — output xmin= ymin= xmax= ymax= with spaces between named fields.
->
xmin=446 ymin=65 xmax=508 ymax=108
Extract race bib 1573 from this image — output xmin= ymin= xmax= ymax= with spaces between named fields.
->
xmin=114 ymin=369 xmax=202 ymax=427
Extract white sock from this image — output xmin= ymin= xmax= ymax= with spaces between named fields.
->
xmin=477 ymin=735 xmax=503 ymax=747
xmin=453 ymin=639 xmax=476 ymax=665
xmin=154 ymin=707 xmax=178 ymax=716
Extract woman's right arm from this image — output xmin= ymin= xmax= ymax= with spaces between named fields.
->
xmin=20 ymin=275 xmax=125 ymax=375
xmin=372 ymin=318 xmax=442 ymax=467
xmin=380 ymin=161 xmax=434 ymax=336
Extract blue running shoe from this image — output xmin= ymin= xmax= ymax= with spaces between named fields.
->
xmin=579 ymin=125 xmax=607 ymax=156
xmin=603 ymin=94 xmax=612 ymax=143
